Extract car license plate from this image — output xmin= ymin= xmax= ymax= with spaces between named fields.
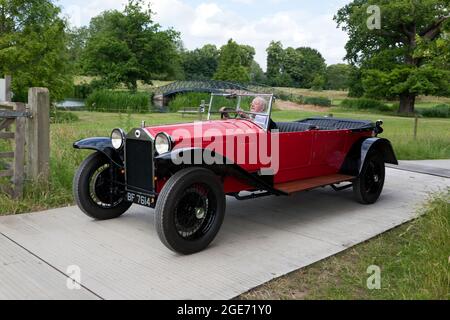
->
xmin=126 ymin=191 xmax=155 ymax=208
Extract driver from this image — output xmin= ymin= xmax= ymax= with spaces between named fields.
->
xmin=240 ymin=97 xmax=278 ymax=131
xmin=239 ymin=97 xmax=267 ymax=120
xmin=220 ymin=97 xmax=277 ymax=130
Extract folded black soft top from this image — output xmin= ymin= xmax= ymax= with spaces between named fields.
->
xmin=297 ymin=117 xmax=375 ymax=131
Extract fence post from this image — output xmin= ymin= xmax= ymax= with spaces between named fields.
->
xmin=26 ymin=87 xmax=50 ymax=183
xmin=12 ymin=102 xmax=26 ymax=198
xmin=5 ymin=75 xmax=12 ymax=102
xmin=414 ymin=116 xmax=419 ymax=141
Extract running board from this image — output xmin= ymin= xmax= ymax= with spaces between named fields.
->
xmin=275 ymin=174 xmax=355 ymax=195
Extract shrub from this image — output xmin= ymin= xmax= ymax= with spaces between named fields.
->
xmin=292 ymin=95 xmax=305 ymax=104
xmin=303 ymin=96 xmax=332 ymax=107
xmin=275 ymin=92 xmax=304 ymax=104
xmin=50 ymin=110 xmax=79 ymax=124
xmin=390 ymin=102 xmax=400 ymax=112
xmin=276 ymin=92 xmax=291 ymax=101
xmin=85 ymin=90 xmax=150 ymax=113
xmin=341 ymin=98 xmax=390 ymax=112
xmin=168 ymin=93 xmax=211 ymax=112
xmin=417 ymin=104 xmax=450 ymax=118
xmin=72 ymin=82 xmax=93 ymax=100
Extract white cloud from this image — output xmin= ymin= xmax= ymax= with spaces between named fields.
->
xmin=62 ymin=0 xmax=349 ymax=69
xmin=62 ymin=0 xmax=123 ymax=27
xmin=148 ymin=1 xmax=348 ymax=69
xmin=230 ymin=0 xmax=256 ymax=4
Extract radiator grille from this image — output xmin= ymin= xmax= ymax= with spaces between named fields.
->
xmin=125 ymin=139 xmax=154 ymax=193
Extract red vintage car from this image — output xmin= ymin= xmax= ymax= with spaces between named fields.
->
xmin=73 ymin=93 xmax=398 ymax=254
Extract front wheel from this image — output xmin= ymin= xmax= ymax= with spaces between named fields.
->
xmin=155 ymin=168 xmax=226 ymax=255
xmin=73 ymin=152 xmax=132 ymax=220
xmin=353 ymin=151 xmax=385 ymax=204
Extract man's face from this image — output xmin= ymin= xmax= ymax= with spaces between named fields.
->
xmin=251 ymin=99 xmax=264 ymax=113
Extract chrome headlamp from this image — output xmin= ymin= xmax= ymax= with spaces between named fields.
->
xmin=155 ymin=132 xmax=173 ymax=155
xmin=111 ymin=128 xmax=125 ymax=150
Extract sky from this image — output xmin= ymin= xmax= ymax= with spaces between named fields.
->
xmin=57 ymin=0 xmax=351 ymax=70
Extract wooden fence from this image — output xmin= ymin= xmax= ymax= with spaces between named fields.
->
xmin=0 ymin=82 xmax=50 ymax=199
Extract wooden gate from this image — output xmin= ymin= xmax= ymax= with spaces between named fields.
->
xmin=0 ymin=76 xmax=49 ymax=199
xmin=0 ymin=102 xmax=29 ymax=198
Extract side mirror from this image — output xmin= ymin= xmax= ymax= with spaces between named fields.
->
xmin=375 ymin=120 xmax=384 ymax=135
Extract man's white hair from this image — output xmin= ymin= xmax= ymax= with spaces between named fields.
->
xmin=252 ymin=97 xmax=267 ymax=111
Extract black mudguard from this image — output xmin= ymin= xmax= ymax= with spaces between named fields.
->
xmin=360 ymin=138 xmax=398 ymax=170
xmin=73 ymin=137 xmax=123 ymax=168
xmin=341 ymin=137 xmax=398 ymax=176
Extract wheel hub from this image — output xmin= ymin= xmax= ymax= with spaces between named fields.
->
xmin=195 ymin=207 xmax=206 ymax=219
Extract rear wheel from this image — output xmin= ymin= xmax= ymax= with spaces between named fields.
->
xmin=353 ymin=151 xmax=385 ymax=204
xmin=73 ymin=152 xmax=132 ymax=220
xmin=155 ymin=168 xmax=226 ymax=255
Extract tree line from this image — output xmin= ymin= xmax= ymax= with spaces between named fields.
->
xmin=1 ymin=0 xmax=448 ymax=113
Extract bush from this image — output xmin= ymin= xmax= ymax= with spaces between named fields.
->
xmin=50 ymin=110 xmax=79 ymax=124
xmin=303 ymin=96 xmax=332 ymax=107
xmin=341 ymin=98 xmax=390 ymax=112
xmin=168 ymin=93 xmax=211 ymax=112
xmin=72 ymin=82 xmax=94 ymax=100
xmin=291 ymin=95 xmax=305 ymax=104
xmin=275 ymin=92 xmax=304 ymax=104
xmin=417 ymin=104 xmax=450 ymax=118
xmin=276 ymin=92 xmax=292 ymax=101
xmin=85 ymin=90 xmax=150 ymax=113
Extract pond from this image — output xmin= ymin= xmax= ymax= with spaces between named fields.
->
xmin=55 ymin=99 xmax=86 ymax=109
xmin=56 ymin=98 xmax=168 ymax=113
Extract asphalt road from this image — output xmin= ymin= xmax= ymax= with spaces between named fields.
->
xmin=0 ymin=161 xmax=449 ymax=300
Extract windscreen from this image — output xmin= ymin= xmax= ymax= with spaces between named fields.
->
xmin=208 ymin=94 xmax=272 ymax=129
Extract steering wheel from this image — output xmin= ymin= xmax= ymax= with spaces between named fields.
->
xmin=219 ymin=107 xmax=235 ymax=120
xmin=236 ymin=111 xmax=250 ymax=119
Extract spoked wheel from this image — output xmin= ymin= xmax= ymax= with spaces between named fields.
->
xmin=155 ymin=168 xmax=226 ymax=255
xmin=174 ymin=184 xmax=217 ymax=240
xmin=74 ymin=152 xmax=132 ymax=220
xmin=353 ymin=151 xmax=385 ymax=204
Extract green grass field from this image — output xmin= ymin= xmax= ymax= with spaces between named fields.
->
xmin=276 ymin=87 xmax=450 ymax=107
xmin=0 ymin=108 xmax=449 ymax=215
xmin=240 ymin=190 xmax=450 ymax=300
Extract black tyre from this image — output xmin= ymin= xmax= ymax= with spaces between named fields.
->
xmin=155 ymin=168 xmax=226 ymax=255
xmin=73 ymin=152 xmax=132 ymax=220
xmin=353 ymin=151 xmax=385 ymax=204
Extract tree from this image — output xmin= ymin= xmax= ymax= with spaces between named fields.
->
xmin=266 ymin=42 xmax=327 ymax=88
xmin=249 ymin=60 xmax=266 ymax=84
xmin=266 ymin=41 xmax=285 ymax=86
xmin=82 ymin=0 xmax=181 ymax=90
xmin=335 ymin=0 xmax=450 ymax=114
xmin=239 ymin=45 xmax=256 ymax=69
xmin=181 ymin=44 xmax=219 ymax=80
xmin=294 ymin=47 xmax=327 ymax=88
xmin=67 ymin=26 xmax=89 ymax=74
xmin=347 ymin=66 xmax=365 ymax=97
xmin=283 ymin=47 xmax=305 ymax=86
xmin=213 ymin=39 xmax=253 ymax=83
xmin=325 ymin=64 xmax=353 ymax=90
xmin=311 ymin=74 xmax=326 ymax=91
xmin=0 ymin=0 xmax=73 ymax=102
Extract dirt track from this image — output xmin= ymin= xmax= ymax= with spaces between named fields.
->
xmin=275 ymin=100 xmax=331 ymax=112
